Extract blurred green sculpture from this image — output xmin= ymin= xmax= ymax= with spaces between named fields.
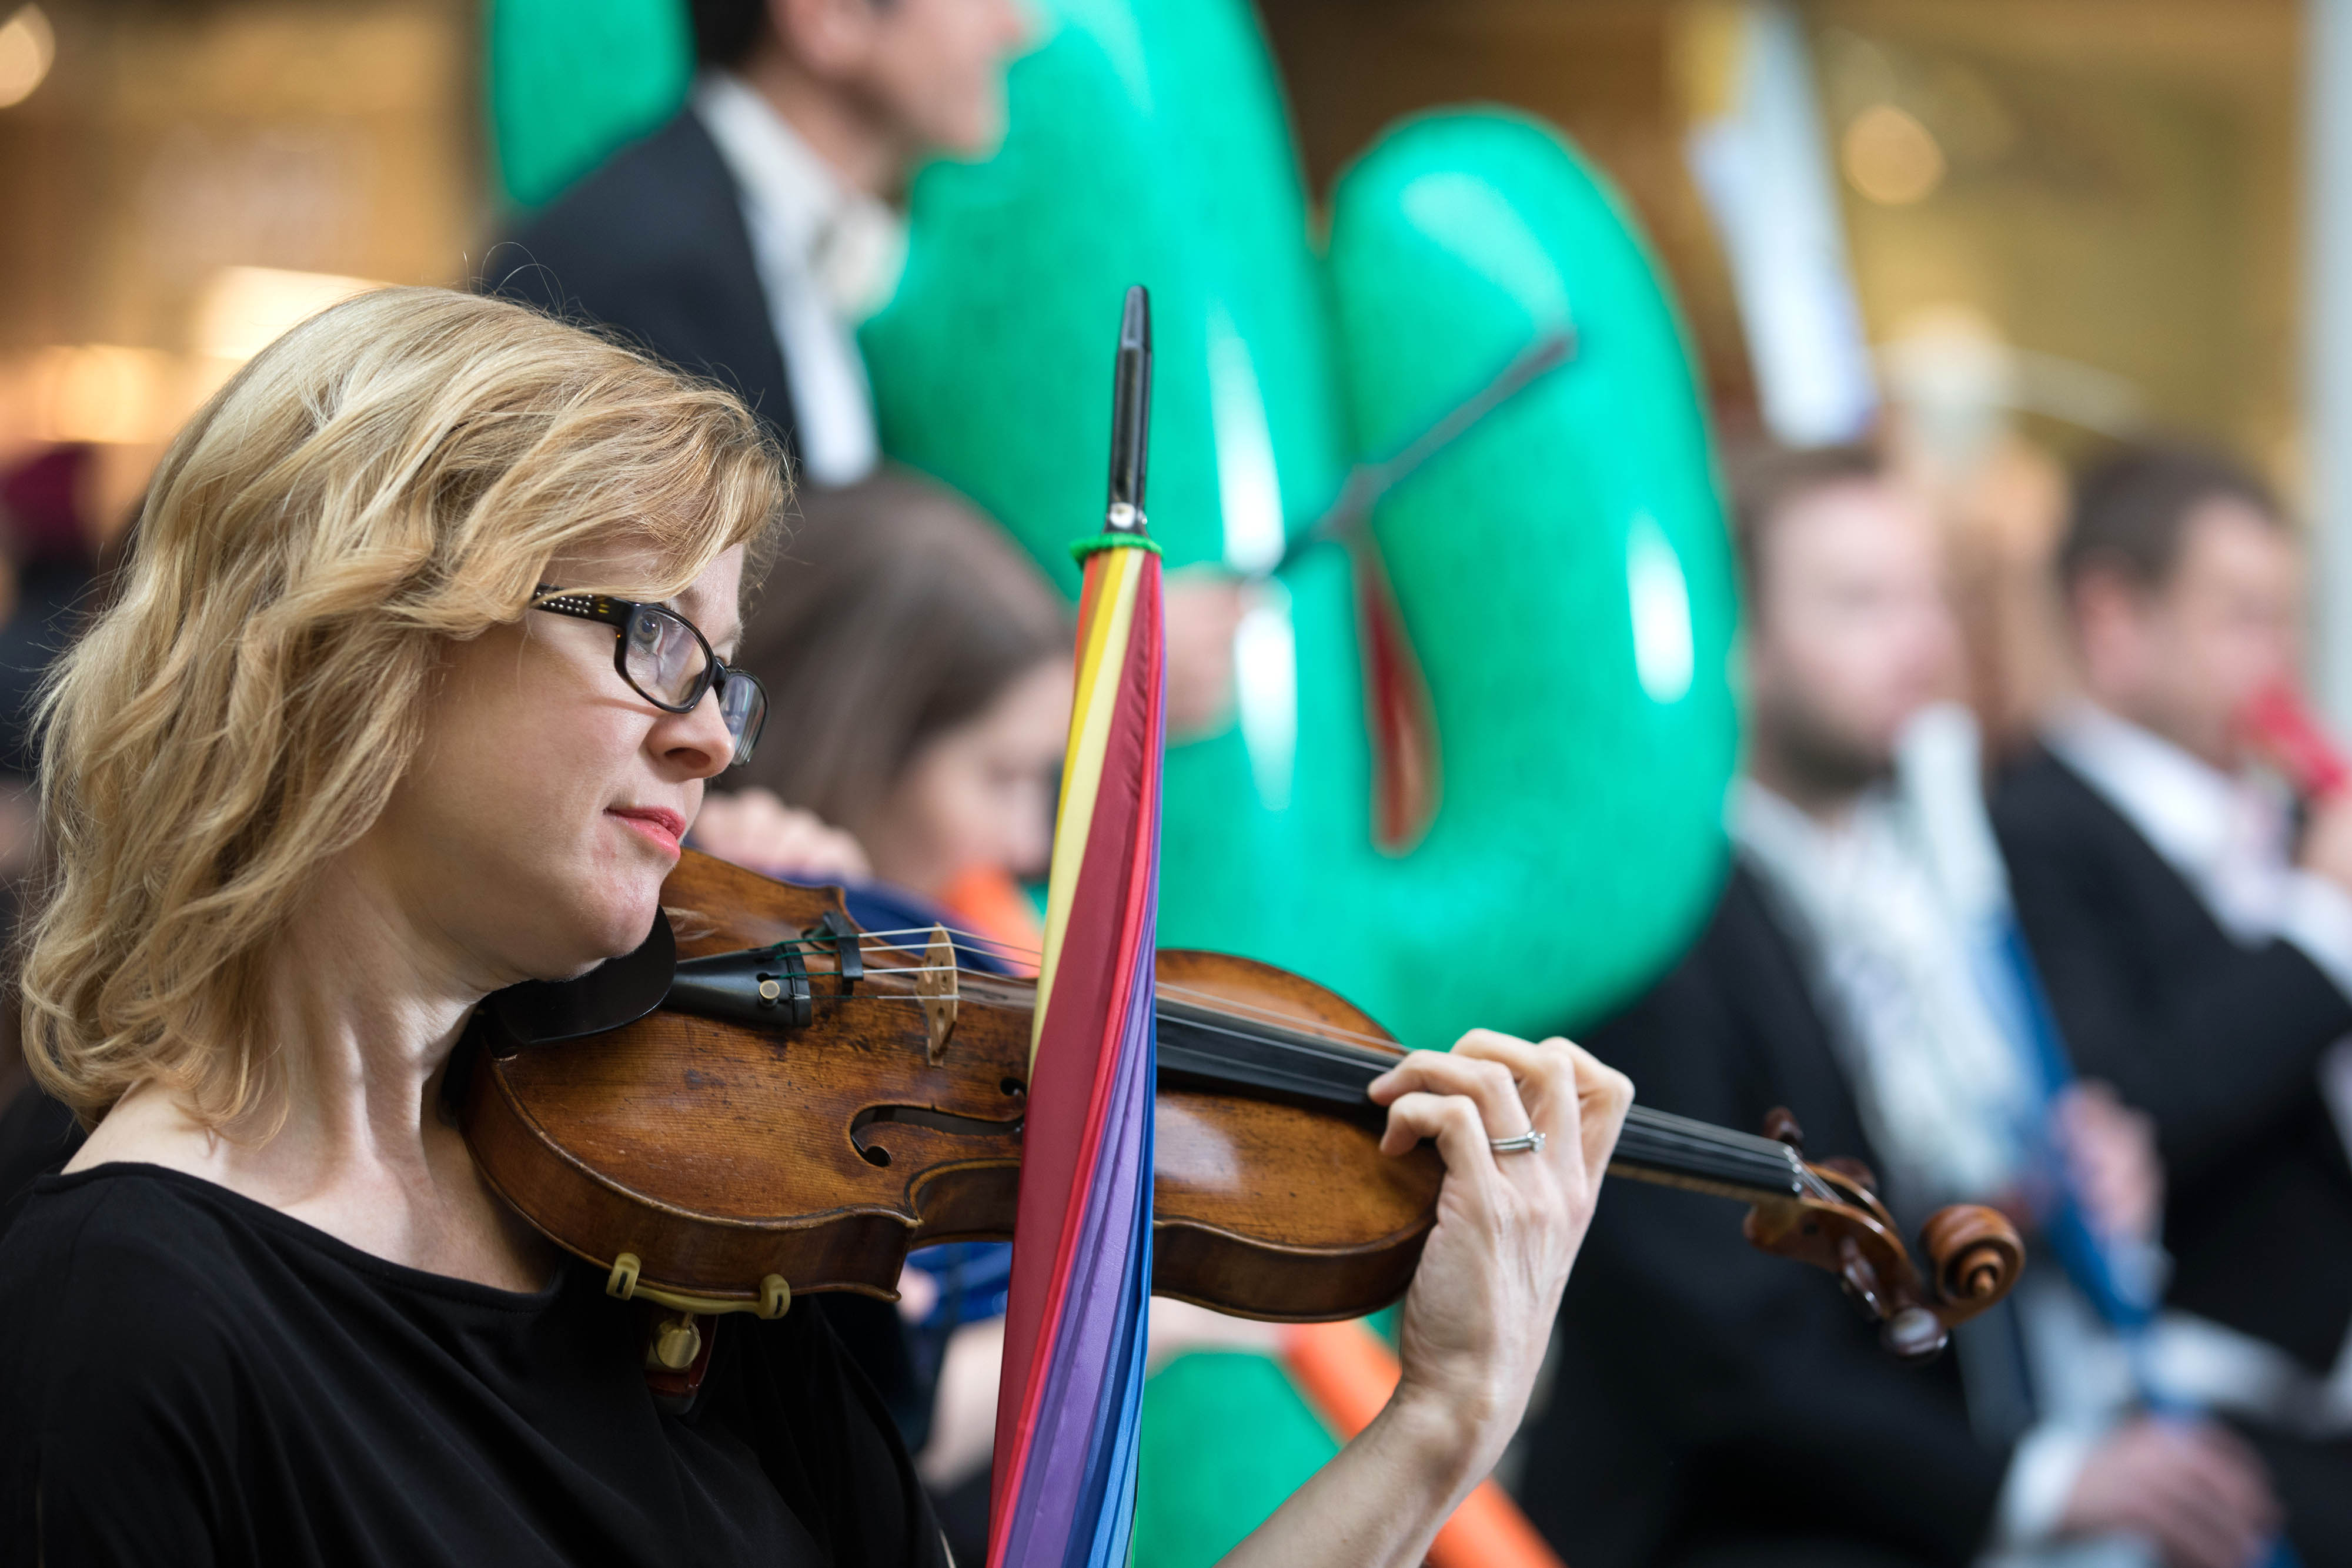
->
xmin=861 ymin=6 xmax=1737 ymax=1055
xmin=486 ymin=0 xmax=691 ymax=210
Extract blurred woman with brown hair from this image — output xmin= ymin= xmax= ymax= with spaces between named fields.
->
xmin=692 ymin=468 xmax=1074 ymax=962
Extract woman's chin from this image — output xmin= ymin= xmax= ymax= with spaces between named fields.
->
xmin=533 ymin=884 xmax=666 ymax=980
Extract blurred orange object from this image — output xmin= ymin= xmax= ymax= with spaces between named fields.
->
xmin=1279 ymin=1319 xmax=1566 ymax=1568
xmin=936 ymin=864 xmax=1044 ymax=976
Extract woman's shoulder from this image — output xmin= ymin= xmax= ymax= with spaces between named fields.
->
xmin=0 ymin=1164 xmax=276 ymax=1400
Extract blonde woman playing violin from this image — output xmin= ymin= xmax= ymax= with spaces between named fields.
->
xmin=0 ymin=287 xmax=1630 ymax=1568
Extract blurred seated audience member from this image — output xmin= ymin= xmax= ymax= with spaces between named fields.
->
xmin=1994 ymin=446 xmax=2352 ymax=1539
xmin=686 ymin=467 xmax=1070 ymax=1558
xmin=0 ymin=444 xmax=109 ymax=1230
xmin=691 ymin=467 xmax=1071 ymax=964
xmin=1519 ymin=444 xmax=2285 ymax=1568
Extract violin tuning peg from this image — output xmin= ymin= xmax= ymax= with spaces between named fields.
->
xmin=1761 ymin=1106 xmax=1805 ymax=1151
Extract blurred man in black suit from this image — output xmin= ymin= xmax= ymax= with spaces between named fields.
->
xmin=485 ymin=0 xmax=1247 ymax=732
xmin=1518 ymin=446 xmax=2280 ymax=1568
xmin=489 ymin=0 xmax=1028 ymax=486
xmin=1994 ymin=446 xmax=2352 ymax=1538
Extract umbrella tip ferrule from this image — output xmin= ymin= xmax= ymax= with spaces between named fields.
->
xmin=1105 ymin=285 xmax=1152 ymax=532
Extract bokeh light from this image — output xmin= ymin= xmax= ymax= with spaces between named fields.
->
xmin=1842 ymin=102 xmax=1946 ymax=206
xmin=0 ymin=4 xmax=53 ymax=111
xmin=192 ymin=266 xmax=385 ymax=363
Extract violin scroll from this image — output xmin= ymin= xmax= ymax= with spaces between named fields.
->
xmin=1920 ymin=1203 xmax=2026 ymax=1314
xmin=1740 ymin=1111 xmax=2024 ymax=1362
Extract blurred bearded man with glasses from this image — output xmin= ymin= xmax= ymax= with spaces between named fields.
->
xmin=1518 ymin=445 xmax=2285 ymax=1568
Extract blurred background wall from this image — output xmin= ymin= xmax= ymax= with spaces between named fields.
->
xmin=0 ymin=0 xmax=2316 ymax=707
xmin=0 ymin=0 xmax=482 ymax=534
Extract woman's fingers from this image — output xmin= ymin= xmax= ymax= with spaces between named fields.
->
xmin=1455 ymin=1031 xmax=1632 ymax=1183
xmin=1371 ymin=1032 xmax=1633 ymax=1190
xmin=690 ymin=788 xmax=873 ymax=882
xmin=1376 ymin=1086 xmax=1502 ymax=1177
xmin=1559 ymin=1039 xmax=1635 ymax=1186
xmin=1371 ymin=1047 xmax=1531 ymax=1141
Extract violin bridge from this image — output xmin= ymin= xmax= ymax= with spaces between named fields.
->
xmin=918 ymin=925 xmax=958 ymax=1063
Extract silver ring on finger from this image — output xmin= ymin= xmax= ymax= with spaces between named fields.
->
xmin=1489 ymin=1129 xmax=1546 ymax=1155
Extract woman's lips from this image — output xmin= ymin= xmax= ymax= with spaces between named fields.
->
xmin=608 ymin=805 xmax=687 ymax=855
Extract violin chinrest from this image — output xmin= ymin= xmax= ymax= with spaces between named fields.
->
xmin=487 ymin=910 xmax=677 ymax=1046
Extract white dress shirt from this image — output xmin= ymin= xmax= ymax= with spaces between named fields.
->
xmin=2046 ymin=699 xmax=2352 ymax=1435
xmin=2046 ymin=700 xmax=2352 ymax=995
xmin=691 ymin=73 xmax=907 ymax=487
xmin=1736 ymin=710 xmax=2132 ymax=1560
xmin=1735 ymin=777 xmax=2037 ymax=1212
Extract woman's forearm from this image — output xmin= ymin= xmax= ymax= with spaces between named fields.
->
xmin=1214 ymin=1032 xmax=1629 ymax=1568
xmin=1212 ymin=1388 xmax=1492 ymax=1568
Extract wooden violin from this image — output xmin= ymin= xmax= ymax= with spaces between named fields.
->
xmin=459 ymin=851 xmax=2022 ymax=1362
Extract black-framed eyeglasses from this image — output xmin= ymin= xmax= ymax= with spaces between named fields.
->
xmin=532 ymin=584 xmax=768 ymax=767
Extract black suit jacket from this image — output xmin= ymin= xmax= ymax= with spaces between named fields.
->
xmin=1993 ymin=745 xmax=2352 ymax=1373
xmin=485 ymin=111 xmax=801 ymax=456
xmin=1516 ymin=866 xmax=2006 ymax=1568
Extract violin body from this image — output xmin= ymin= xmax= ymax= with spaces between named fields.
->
xmin=463 ymin=852 xmax=1441 ymax=1322
xmin=464 ymin=851 xmax=2021 ymax=1355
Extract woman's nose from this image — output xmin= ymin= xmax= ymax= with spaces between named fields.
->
xmin=656 ymin=687 xmax=738 ymax=778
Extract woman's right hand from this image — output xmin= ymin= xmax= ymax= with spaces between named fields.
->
xmin=690 ymin=788 xmax=872 ymax=885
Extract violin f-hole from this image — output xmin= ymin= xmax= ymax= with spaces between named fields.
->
xmin=849 ymin=1102 xmax=1025 ymax=1168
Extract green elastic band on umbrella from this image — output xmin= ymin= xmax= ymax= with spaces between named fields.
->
xmin=1068 ymin=532 xmax=1165 ymax=561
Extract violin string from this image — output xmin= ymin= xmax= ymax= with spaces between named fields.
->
xmin=746 ymin=925 xmax=1404 ymax=1053
xmin=808 ymin=986 xmax=1826 ymax=1189
xmin=708 ymin=927 xmax=1839 ymax=1182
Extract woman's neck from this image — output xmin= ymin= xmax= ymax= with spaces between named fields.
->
xmin=67 ymin=851 xmax=557 ymax=1291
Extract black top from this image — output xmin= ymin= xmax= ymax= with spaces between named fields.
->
xmin=0 ymin=1076 xmax=78 ymax=1235
xmin=0 ymin=1165 xmax=945 ymax=1568
xmin=485 ymin=111 xmax=802 ymax=460
xmin=1993 ymin=744 xmax=2352 ymax=1372
xmin=1516 ymin=865 xmax=2004 ymax=1568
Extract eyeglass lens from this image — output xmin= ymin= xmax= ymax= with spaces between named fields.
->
xmin=719 ymin=678 xmax=767 ymax=766
xmin=620 ymin=603 xmax=766 ymax=764
xmin=624 ymin=607 xmax=705 ymax=707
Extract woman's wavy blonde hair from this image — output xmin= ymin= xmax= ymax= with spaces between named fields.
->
xmin=21 ymin=286 xmax=786 ymax=1128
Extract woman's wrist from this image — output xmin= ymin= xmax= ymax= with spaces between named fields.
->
xmin=1211 ymin=1379 xmax=1500 ymax=1568
xmin=1371 ymin=1378 xmax=1506 ymax=1512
